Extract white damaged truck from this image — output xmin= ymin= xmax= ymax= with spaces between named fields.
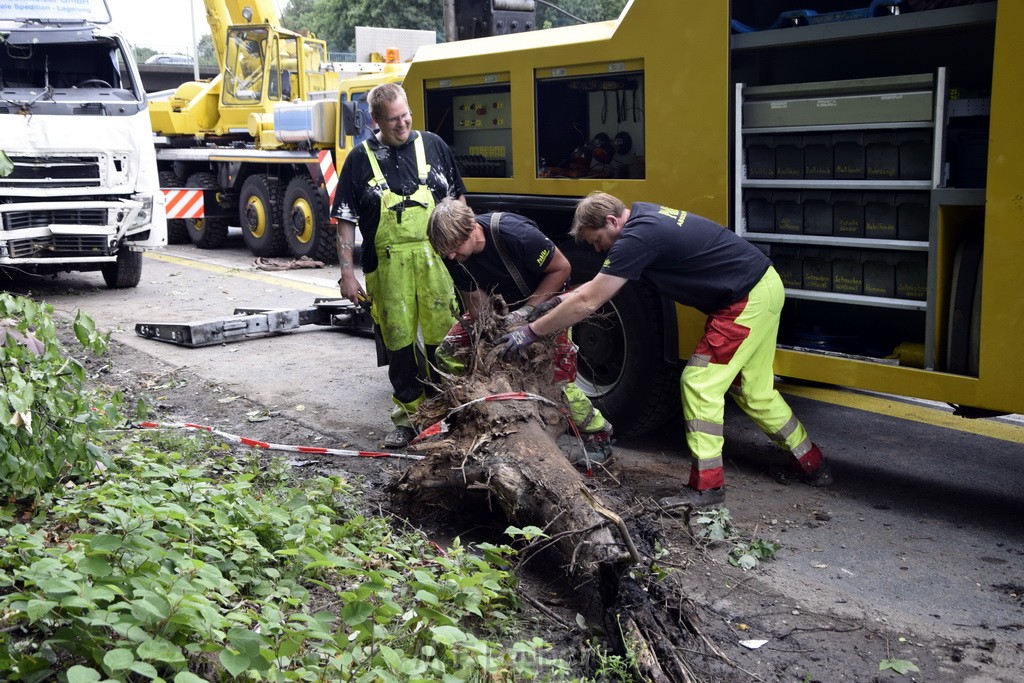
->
xmin=0 ymin=0 xmax=165 ymax=288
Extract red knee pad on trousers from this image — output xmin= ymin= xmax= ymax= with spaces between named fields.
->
xmin=552 ymin=330 xmax=577 ymax=383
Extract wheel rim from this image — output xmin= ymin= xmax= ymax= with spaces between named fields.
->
xmin=572 ymin=299 xmax=627 ymax=399
xmin=289 ymin=197 xmax=315 ymax=245
xmin=244 ymin=196 xmax=268 ymax=239
xmin=190 ymin=217 xmax=206 ymax=233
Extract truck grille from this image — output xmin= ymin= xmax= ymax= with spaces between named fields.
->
xmin=5 ymin=234 xmax=112 ymax=259
xmin=3 ymin=208 xmax=109 ymax=231
xmin=0 ymin=155 xmax=103 ymax=188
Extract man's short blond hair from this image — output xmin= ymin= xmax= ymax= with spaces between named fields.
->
xmin=571 ymin=191 xmax=626 ymax=243
xmin=428 ymin=197 xmax=476 ymax=256
xmin=368 ymin=82 xmax=408 ymax=120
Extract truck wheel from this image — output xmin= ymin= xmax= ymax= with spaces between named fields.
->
xmin=572 ymin=280 xmax=680 ymax=436
xmin=185 ymin=172 xmax=229 ymax=249
xmin=283 ymin=176 xmax=337 ymax=263
xmin=239 ymin=175 xmax=287 ymax=257
xmin=101 ymin=247 xmax=143 ymax=289
xmin=158 ymin=170 xmax=190 ymax=244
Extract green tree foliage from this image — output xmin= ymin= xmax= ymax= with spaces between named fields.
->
xmin=133 ymin=45 xmax=158 ymax=63
xmin=537 ymin=0 xmax=628 ymax=29
xmin=282 ymin=0 xmax=442 ymax=54
xmin=279 ymin=0 xmax=626 ymax=54
xmin=196 ymin=33 xmax=216 ymax=66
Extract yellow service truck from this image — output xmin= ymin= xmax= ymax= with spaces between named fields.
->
xmin=391 ymin=0 xmax=1022 ymax=435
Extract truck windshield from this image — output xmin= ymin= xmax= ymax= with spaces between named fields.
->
xmin=223 ymin=27 xmax=268 ymax=104
xmin=0 ymin=34 xmax=142 ymax=111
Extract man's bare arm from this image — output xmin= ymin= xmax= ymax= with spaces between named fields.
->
xmin=336 ymin=220 xmax=365 ymax=302
xmin=530 ymin=273 xmax=629 ymax=336
xmin=526 ymin=248 xmax=571 ymax=308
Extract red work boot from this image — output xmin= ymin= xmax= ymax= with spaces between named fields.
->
xmin=789 ymin=443 xmax=833 ymax=487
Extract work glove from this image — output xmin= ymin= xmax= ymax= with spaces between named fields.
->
xmin=497 ymin=323 xmax=541 ymax=361
xmin=528 ymin=295 xmax=563 ymax=322
xmin=505 ymin=305 xmax=534 ymax=327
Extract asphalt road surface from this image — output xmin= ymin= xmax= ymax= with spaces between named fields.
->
xmin=6 ymin=234 xmax=1024 ymax=677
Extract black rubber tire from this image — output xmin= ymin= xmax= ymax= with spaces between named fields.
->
xmin=239 ymin=175 xmax=288 ymax=257
xmin=572 ymin=280 xmax=681 ymax=437
xmin=158 ymin=170 xmax=190 ymax=244
xmin=184 ymin=172 xmax=230 ymax=249
xmin=101 ymin=247 xmax=143 ymax=289
xmin=946 ymin=235 xmax=982 ymax=375
xmin=968 ymin=248 xmax=983 ymax=377
xmin=283 ymin=176 xmax=337 ymax=263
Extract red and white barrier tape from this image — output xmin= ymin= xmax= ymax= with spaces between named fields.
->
xmin=410 ymin=391 xmax=558 ymax=445
xmin=132 ymin=421 xmax=425 ymax=461
xmin=131 ymin=392 xmax=569 ymax=467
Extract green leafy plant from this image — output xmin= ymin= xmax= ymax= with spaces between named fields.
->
xmin=0 ymin=428 xmax=574 ymax=681
xmin=693 ymin=507 xmax=781 ymax=570
xmin=0 ymin=296 xmax=573 ymax=680
xmin=729 ymin=538 xmax=782 ymax=570
xmin=0 ymin=294 xmax=117 ymax=504
xmin=583 ymin=615 xmax=642 ymax=682
xmin=880 ymin=658 xmax=921 ymax=674
xmin=588 ymin=644 xmax=636 ymax=682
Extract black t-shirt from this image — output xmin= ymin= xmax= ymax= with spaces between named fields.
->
xmin=446 ymin=212 xmax=556 ymax=308
xmin=600 ymin=202 xmax=770 ymax=314
xmin=332 ymin=130 xmax=466 ymax=273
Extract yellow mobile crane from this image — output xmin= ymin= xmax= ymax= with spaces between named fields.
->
xmin=149 ymin=0 xmax=406 ymax=261
xmin=396 ymin=0 xmax=1024 ymax=435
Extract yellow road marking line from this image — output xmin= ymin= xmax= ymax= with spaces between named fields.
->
xmin=779 ymin=382 xmax=1024 ymax=444
xmin=146 ymin=252 xmax=338 ymax=296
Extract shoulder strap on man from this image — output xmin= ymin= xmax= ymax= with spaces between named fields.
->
xmin=362 ymin=140 xmax=388 ymax=191
xmin=489 ymin=212 xmax=530 ymax=297
xmin=413 ymin=133 xmax=430 ymax=183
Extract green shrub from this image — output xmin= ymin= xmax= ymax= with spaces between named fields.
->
xmin=0 ymin=294 xmax=115 ymax=504
xmin=0 ymin=433 xmax=573 ymax=681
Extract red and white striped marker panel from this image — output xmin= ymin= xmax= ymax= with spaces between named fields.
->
xmin=318 ymin=150 xmax=338 ymax=207
xmin=163 ymin=189 xmax=204 ymax=220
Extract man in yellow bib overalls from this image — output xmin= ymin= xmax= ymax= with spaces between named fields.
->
xmin=332 ymin=83 xmax=465 ymax=448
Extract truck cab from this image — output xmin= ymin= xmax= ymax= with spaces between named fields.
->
xmin=0 ymin=0 xmax=166 ymax=288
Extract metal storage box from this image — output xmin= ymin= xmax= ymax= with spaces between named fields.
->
xmin=274 ymin=100 xmax=337 ymax=145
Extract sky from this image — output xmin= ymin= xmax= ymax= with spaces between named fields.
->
xmin=105 ymin=0 xmax=287 ymax=56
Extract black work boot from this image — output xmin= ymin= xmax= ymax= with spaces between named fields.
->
xmin=795 ymin=461 xmax=833 ymax=487
xmin=383 ymin=425 xmax=417 ymax=449
xmin=659 ymin=486 xmax=726 ymax=510
xmin=791 ymin=443 xmax=833 ymax=487
xmin=579 ymin=422 xmax=615 ymax=464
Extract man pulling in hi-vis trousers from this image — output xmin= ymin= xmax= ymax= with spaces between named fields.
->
xmin=498 ymin=191 xmax=832 ymax=508
xmin=331 ymin=83 xmax=465 ymax=449
xmin=427 ymin=198 xmax=614 ymax=465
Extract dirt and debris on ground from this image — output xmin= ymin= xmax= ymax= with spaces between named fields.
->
xmin=74 ymin=328 xmax=1024 ymax=682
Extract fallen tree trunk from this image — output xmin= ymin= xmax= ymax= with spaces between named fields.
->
xmin=390 ymin=311 xmax=701 ymax=681
xmin=394 ymin=373 xmax=631 ymax=588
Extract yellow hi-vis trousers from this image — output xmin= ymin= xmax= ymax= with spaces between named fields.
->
xmin=681 ymin=267 xmax=815 ymax=490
